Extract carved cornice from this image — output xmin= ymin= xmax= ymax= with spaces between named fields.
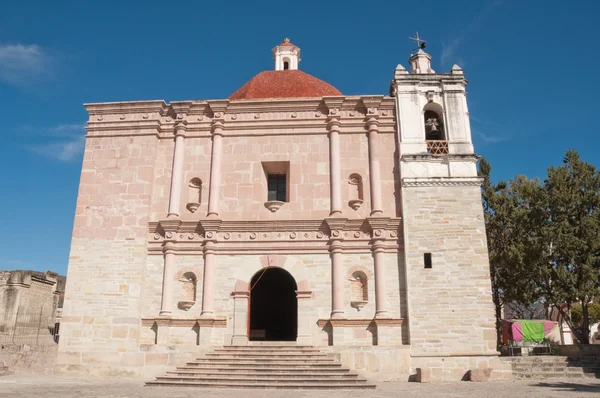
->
xmin=401 ymin=153 xmax=479 ymax=163
xmin=84 ymin=100 xmax=169 ymax=116
xmin=148 ymin=218 xmax=403 ymax=255
xmin=141 ymin=317 xmax=227 ymax=328
xmin=402 ymin=177 xmax=483 ymax=188
xmin=317 ymin=318 xmax=403 ymax=327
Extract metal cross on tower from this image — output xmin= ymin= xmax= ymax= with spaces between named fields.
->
xmin=409 ymin=32 xmax=427 ymax=51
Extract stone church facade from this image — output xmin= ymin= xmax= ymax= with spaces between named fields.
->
xmin=57 ymin=39 xmax=507 ymax=381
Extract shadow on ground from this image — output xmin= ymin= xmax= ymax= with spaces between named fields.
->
xmin=534 ymin=382 xmax=600 ymax=393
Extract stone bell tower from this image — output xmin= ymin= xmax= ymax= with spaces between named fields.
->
xmin=391 ymin=34 xmax=499 ymax=378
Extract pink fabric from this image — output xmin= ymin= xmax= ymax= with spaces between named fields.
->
xmin=507 ymin=320 xmax=554 ymax=343
xmin=511 ymin=322 xmax=524 ymax=342
xmin=543 ymin=321 xmax=555 ymax=335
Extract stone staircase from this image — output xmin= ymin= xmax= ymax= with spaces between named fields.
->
xmin=146 ymin=344 xmax=376 ymax=389
xmin=511 ymin=356 xmax=600 ymax=379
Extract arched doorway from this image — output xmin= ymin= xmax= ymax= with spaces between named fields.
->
xmin=249 ymin=267 xmax=297 ymax=341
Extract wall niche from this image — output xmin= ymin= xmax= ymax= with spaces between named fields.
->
xmin=186 ymin=178 xmax=202 ymax=213
xmin=348 ymin=173 xmax=364 ymax=210
xmin=178 ymin=272 xmax=197 ymax=311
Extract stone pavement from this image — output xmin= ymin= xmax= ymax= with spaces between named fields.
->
xmin=1 ymin=376 xmax=599 ymax=397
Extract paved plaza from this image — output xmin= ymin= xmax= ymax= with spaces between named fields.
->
xmin=0 ymin=376 xmax=599 ymax=398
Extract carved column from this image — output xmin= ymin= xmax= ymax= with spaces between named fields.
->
xmin=327 ymin=112 xmax=342 ymax=216
xmin=330 ymin=237 xmax=345 ymax=318
xmin=167 ymin=121 xmax=187 ymax=218
xmin=231 ymin=291 xmax=249 ymax=345
xmin=201 ymin=239 xmax=217 ymax=317
xmin=366 ymin=114 xmax=383 ymax=216
xmin=372 ymin=237 xmax=389 ymax=318
xmin=207 ymin=117 xmax=224 ymax=217
xmin=159 ymin=242 xmax=176 ymax=316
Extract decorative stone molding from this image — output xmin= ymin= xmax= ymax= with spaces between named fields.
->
xmin=402 ymin=177 xmax=483 ymax=188
xmin=350 ymin=300 xmax=368 ymax=312
xmin=317 ymin=318 xmax=403 ymax=327
xmin=264 ymin=200 xmax=284 ymax=213
xmin=141 ymin=317 xmax=227 ymax=327
xmin=148 ymin=218 xmax=402 ymax=255
xmin=177 ymin=301 xmax=195 ymax=311
xmin=348 ymin=199 xmax=363 ymax=210
xmin=186 ymin=203 xmax=200 ymax=213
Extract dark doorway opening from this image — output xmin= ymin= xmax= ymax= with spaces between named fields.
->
xmin=249 ymin=267 xmax=297 ymax=341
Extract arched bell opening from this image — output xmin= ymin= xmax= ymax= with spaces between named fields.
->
xmin=249 ymin=267 xmax=298 ymax=341
xmin=423 ymin=102 xmax=445 ymax=141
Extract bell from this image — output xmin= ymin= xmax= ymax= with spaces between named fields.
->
xmin=427 ymin=123 xmax=441 ymax=139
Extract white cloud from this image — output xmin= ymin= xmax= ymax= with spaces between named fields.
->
xmin=30 ymin=135 xmax=85 ymax=162
xmin=0 ymin=43 xmax=51 ymax=85
xmin=441 ymin=0 xmax=505 ymax=66
xmin=473 ymin=130 xmax=509 ymax=143
xmin=471 ymin=116 xmax=514 ymax=144
xmin=28 ymin=123 xmax=86 ymax=162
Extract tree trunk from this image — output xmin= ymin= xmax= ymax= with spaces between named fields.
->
xmin=580 ymin=302 xmax=590 ymax=345
xmin=492 ymin=289 xmax=502 ymax=350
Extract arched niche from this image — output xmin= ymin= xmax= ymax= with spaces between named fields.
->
xmin=348 ymin=173 xmax=364 ymax=211
xmin=186 ymin=178 xmax=202 ymax=213
xmin=347 ymin=266 xmax=371 ymax=312
xmin=178 ymin=272 xmax=197 ymax=311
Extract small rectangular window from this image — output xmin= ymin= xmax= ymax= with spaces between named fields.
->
xmin=424 ymin=253 xmax=432 ymax=269
xmin=267 ymin=174 xmax=287 ymax=202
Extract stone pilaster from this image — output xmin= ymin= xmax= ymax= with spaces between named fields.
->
xmin=366 ymin=112 xmax=383 ymax=216
xmin=231 ymin=291 xmax=249 ymax=345
xmin=167 ymin=120 xmax=187 ymax=218
xmin=200 ymin=238 xmax=217 ymax=317
xmin=327 ymin=109 xmax=342 ymax=216
xmin=158 ymin=242 xmax=176 ymax=317
xmin=329 ymin=238 xmax=344 ymax=319
xmin=296 ymin=290 xmax=313 ymax=345
xmin=207 ymin=115 xmax=224 ymax=218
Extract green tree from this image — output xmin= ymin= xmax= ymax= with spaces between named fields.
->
xmin=480 ymin=150 xmax=600 ymax=344
xmin=480 ymin=160 xmax=544 ymax=347
xmin=536 ymin=150 xmax=600 ymax=344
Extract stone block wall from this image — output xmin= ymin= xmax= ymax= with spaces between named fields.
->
xmin=58 ymin=134 xmax=158 ymax=375
xmin=0 ymin=344 xmax=58 ymax=376
xmin=139 ymin=252 xmax=403 ymax=347
xmin=401 ymin=184 xmax=497 ymax=357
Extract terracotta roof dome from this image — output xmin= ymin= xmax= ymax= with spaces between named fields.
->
xmin=229 ymin=70 xmax=342 ymax=100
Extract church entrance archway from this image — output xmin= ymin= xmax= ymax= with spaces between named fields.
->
xmin=249 ymin=267 xmax=297 ymax=341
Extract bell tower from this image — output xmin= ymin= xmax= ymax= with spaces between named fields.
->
xmin=392 ymin=34 xmax=497 ymax=375
xmin=272 ymin=38 xmax=301 ymax=71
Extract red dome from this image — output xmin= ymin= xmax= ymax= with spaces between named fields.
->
xmin=229 ymin=70 xmax=342 ymax=100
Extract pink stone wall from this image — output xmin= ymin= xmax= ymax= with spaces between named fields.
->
xmin=61 ymin=134 xmax=158 ymax=357
xmin=166 ymin=132 xmax=400 ymax=221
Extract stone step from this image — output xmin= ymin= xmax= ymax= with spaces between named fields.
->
xmin=146 ymin=380 xmax=376 ymax=389
xmin=189 ymin=357 xmax=336 ymax=364
xmin=146 ymin=345 xmax=375 ymax=389
xmin=176 ymin=364 xmax=346 ymax=371
xmin=205 ymin=352 xmax=330 ymax=358
xmin=157 ymin=375 xmax=368 ymax=383
xmin=167 ymin=370 xmax=359 ymax=378
xmin=212 ymin=348 xmax=323 ymax=355
xmin=182 ymin=362 xmax=343 ymax=369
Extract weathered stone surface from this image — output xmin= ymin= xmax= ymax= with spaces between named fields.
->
xmin=468 ymin=368 xmax=492 ymax=382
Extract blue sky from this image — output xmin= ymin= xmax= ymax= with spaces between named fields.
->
xmin=0 ymin=0 xmax=598 ymax=275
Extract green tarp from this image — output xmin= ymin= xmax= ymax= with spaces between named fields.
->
xmin=516 ymin=319 xmax=545 ymax=342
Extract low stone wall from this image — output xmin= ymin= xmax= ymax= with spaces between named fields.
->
xmin=558 ymin=344 xmax=600 ymax=357
xmin=0 ymin=344 xmax=58 ymax=376
xmin=55 ymin=344 xmax=209 ymax=379
xmin=325 ymin=346 xmax=411 ymax=381
xmin=410 ymin=355 xmax=513 ymax=382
